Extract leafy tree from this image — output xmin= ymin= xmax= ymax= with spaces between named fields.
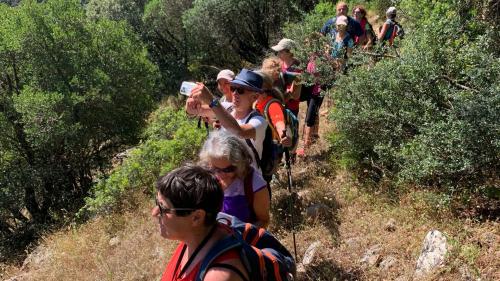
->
xmin=183 ymin=0 xmax=303 ymax=72
xmin=86 ymin=0 xmax=148 ymax=33
xmin=80 ymin=107 xmax=205 ymax=217
xmin=0 ymin=0 xmax=157 ymax=239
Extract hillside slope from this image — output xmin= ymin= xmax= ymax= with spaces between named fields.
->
xmin=2 ymin=102 xmax=498 ymax=281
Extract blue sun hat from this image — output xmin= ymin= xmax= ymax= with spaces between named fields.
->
xmin=230 ymin=69 xmax=263 ymax=92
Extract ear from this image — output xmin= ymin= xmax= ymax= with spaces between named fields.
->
xmin=190 ymin=209 xmax=206 ymax=227
xmin=251 ymin=92 xmax=259 ymax=102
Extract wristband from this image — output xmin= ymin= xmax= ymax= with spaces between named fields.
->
xmin=209 ymin=98 xmax=220 ymax=109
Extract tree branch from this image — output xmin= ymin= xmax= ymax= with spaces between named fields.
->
xmin=439 ymin=75 xmax=480 ymax=93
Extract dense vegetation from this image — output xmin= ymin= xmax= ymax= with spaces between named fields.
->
xmin=330 ymin=0 xmax=499 ymax=200
xmin=0 ymin=0 xmax=157 ymax=252
xmin=0 ymin=0 xmax=498 ymax=265
xmin=282 ymin=0 xmax=498 ymax=205
xmin=0 ymin=0 xmax=317 ymax=260
xmin=80 ymin=107 xmax=206 ymax=217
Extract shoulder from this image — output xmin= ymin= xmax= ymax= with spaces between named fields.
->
xmin=204 ymin=264 xmax=246 ymax=281
xmin=204 ymin=248 xmax=248 ymax=281
xmin=323 ymin=17 xmax=336 ymax=26
xmin=251 ymin=170 xmax=267 ymax=192
xmin=247 ymin=112 xmax=267 ymax=126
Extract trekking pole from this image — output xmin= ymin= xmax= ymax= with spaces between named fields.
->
xmin=283 ymin=130 xmax=298 ymax=262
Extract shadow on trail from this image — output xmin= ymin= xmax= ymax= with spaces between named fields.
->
xmin=300 ymin=260 xmax=363 ymax=281
xmin=271 ymin=183 xmax=340 ymax=245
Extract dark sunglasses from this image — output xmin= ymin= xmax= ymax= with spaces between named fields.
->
xmin=155 ymin=198 xmax=195 ymax=216
xmin=230 ymin=86 xmax=247 ymax=95
xmin=211 ymin=165 xmax=237 ymax=174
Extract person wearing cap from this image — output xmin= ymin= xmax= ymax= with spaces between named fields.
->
xmin=270 ymin=39 xmax=302 ymax=118
xmin=378 ymin=7 xmax=399 ymax=44
xmin=216 ymin=69 xmax=235 ymax=103
xmin=187 ymin=69 xmax=268 ymax=170
xmin=330 ymin=16 xmax=354 ymax=64
xmin=320 ymin=1 xmax=363 ymax=39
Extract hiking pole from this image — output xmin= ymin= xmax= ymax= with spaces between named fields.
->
xmin=283 ymin=130 xmax=298 ymax=262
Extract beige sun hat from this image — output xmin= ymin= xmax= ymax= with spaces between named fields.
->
xmin=271 ymin=38 xmax=296 ymax=52
xmin=216 ymin=69 xmax=235 ymax=81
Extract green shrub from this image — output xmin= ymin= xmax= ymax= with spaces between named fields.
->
xmin=80 ymin=107 xmax=205 ymax=216
xmin=328 ymin=0 xmax=499 ymax=192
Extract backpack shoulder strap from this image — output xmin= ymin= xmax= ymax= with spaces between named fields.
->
xmin=196 ymin=235 xmax=244 ymax=281
xmin=243 ymin=168 xmax=257 ymax=222
xmin=244 ymin=111 xmax=263 ymax=164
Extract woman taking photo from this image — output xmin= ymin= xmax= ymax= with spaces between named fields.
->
xmin=199 ymin=130 xmax=271 ymax=228
xmin=154 ymin=164 xmax=249 ymax=281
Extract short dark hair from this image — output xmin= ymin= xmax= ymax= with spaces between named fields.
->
xmin=156 ymin=164 xmax=223 ymax=225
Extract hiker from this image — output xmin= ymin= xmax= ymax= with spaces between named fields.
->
xmin=153 ymin=164 xmax=249 ymax=281
xmin=270 ymin=39 xmax=302 ymax=118
xmin=378 ymin=7 xmax=404 ymax=46
xmin=217 ymin=69 xmax=235 ymax=103
xmin=186 ymin=69 xmax=268 ymax=171
xmin=261 ymin=57 xmax=300 ymax=162
xmin=320 ymin=1 xmax=363 ymax=39
xmin=329 ymin=15 xmax=354 ymax=71
xmin=297 ymin=57 xmax=323 ymax=157
xmin=199 ymin=130 xmax=270 ymax=228
xmin=255 ymin=71 xmax=292 ymax=149
xmin=352 ymin=5 xmax=375 ymax=50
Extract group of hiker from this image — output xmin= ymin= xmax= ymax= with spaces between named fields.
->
xmin=152 ymin=2 xmax=404 ymax=281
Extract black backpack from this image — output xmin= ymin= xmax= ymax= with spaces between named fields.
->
xmin=244 ymin=111 xmax=282 ymax=180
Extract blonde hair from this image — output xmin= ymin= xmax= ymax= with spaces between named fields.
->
xmin=255 ymin=70 xmax=285 ymax=103
xmin=262 ymin=56 xmax=281 ymax=73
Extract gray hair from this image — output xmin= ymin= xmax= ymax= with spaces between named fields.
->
xmin=199 ymin=130 xmax=253 ymax=178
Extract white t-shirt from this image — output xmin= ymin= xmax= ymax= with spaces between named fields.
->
xmin=222 ymin=110 xmax=267 ymax=169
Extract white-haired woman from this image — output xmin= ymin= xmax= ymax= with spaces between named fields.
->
xmin=199 ymin=130 xmax=270 ymax=228
xmin=378 ymin=7 xmax=399 ymax=45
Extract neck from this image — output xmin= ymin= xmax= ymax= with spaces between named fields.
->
xmin=283 ymin=57 xmax=294 ymax=67
xmin=234 ymin=107 xmax=252 ymax=119
xmin=183 ymin=225 xmax=214 ymax=257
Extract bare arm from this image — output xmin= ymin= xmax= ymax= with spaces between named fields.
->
xmin=378 ymin=23 xmax=389 ymax=41
xmin=190 ymin=84 xmax=257 ymax=139
xmin=211 ymin=104 xmax=257 ymax=139
xmin=204 ymin=261 xmax=248 ymax=281
xmin=252 ymin=187 xmax=270 ymax=229
xmin=185 ymin=97 xmax=216 ymax=119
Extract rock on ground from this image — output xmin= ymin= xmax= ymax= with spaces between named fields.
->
xmin=302 ymin=241 xmax=321 ymax=266
xmin=415 ymin=230 xmax=447 ymax=277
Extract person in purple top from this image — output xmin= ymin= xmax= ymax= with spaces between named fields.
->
xmin=199 ymin=130 xmax=270 ymax=228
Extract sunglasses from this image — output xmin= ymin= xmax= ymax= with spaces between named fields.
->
xmin=230 ymin=86 xmax=247 ymax=95
xmin=155 ymin=198 xmax=195 ymax=216
xmin=211 ymin=165 xmax=237 ymax=174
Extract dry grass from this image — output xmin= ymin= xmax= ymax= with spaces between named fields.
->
xmin=3 ymin=103 xmax=499 ymax=281
xmin=6 ymin=193 xmax=176 ymax=281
